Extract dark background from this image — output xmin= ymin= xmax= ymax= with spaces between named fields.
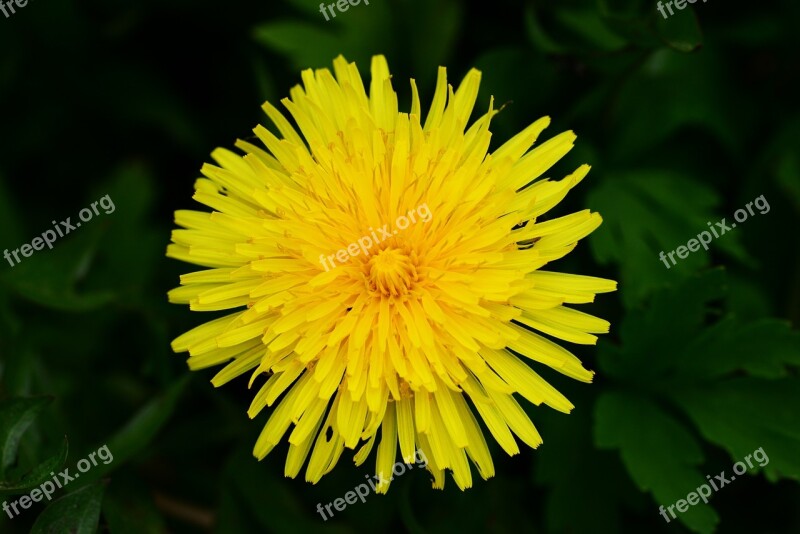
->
xmin=1 ymin=0 xmax=799 ymax=532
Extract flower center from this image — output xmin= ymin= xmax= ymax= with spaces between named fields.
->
xmin=367 ymin=247 xmax=417 ymax=297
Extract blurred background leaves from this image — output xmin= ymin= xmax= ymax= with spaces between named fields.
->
xmin=1 ymin=0 xmax=799 ymax=532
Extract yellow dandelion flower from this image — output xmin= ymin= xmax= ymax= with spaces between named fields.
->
xmin=167 ymin=54 xmax=616 ymax=492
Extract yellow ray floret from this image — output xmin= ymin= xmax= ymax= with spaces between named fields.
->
xmin=167 ymin=54 xmax=616 ymax=492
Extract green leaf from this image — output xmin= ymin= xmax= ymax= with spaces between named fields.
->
xmin=0 ymin=220 xmax=115 ymax=312
xmin=472 ymin=47 xmax=558 ymax=142
xmin=222 ymin=445 xmax=352 ymax=534
xmin=524 ymin=6 xmax=564 ymax=53
xmin=675 ymin=378 xmax=800 ymax=482
xmin=253 ymin=1 xmax=398 ymax=76
xmin=31 ymin=482 xmax=105 ymax=534
xmin=587 ymin=171 xmax=749 ymax=307
xmin=77 ymin=377 xmax=189 ymax=486
xmin=536 ymin=402 xmax=635 ymax=533
xmin=600 ymin=269 xmax=800 ymax=383
xmin=253 ymin=21 xmax=342 ymax=70
xmin=595 ymin=392 xmax=718 ymax=533
xmin=91 ymin=67 xmax=204 ymax=153
xmin=402 ymin=0 xmax=461 ymax=89
xmin=104 ymin=378 xmax=189 ymax=472
xmin=596 ymin=270 xmax=800 ymax=530
xmin=596 ymin=0 xmax=650 ymax=18
xmin=726 ymin=274 xmax=773 ymax=321
xmin=0 ymin=166 xmax=139 ymax=311
xmin=654 ymin=5 xmax=703 ymax=52
xmin=87 ymin=164 xmax=161 ymax=304
xmin=254 ymin=0 xmax=460 ymax=101
xmin=677 ymin=318 xmax=800 ymax=379
xmin=598 ymin=268 xmax=727 ymax=381
xmin=0 ymin=396 xmax=52 ymax=478
xmin=0 ymin=436 xmax=68 ymax=492
xmin=555 ymin=8 xmax=628 ymax=51
xmin=608 ymin=47 xmax=745 ymax=158
xmin=594 ymin=0 xmax=666 ymax=49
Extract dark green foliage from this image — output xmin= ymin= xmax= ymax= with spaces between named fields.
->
xmin=1 ymin=0 xmax=798 ymax=532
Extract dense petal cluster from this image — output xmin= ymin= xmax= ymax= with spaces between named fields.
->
xmin=167 ymin=55 xmax=616 ymax=492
